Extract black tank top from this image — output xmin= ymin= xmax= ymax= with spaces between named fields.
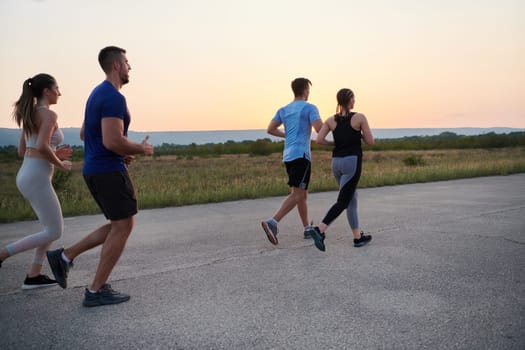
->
xmin=332 ymin=112 xmax=362 ymax=158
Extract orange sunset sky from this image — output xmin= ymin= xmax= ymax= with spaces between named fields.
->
xmin=1 ymin=0 xmax=523 ymax=132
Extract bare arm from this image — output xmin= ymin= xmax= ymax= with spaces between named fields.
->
xmin=35 ymin=110 xmax=70 ymax=169
xmin=312 ymin=119 xmax=323 ymax=133
xmin=316 ymin=117 xmax=335 ymax=146
xmin=101 ymin=117 xmax=153 ymax=156
xmin=267 ymin=120 xmax=285 ymax=138
xmin=56 ymin=144 xmax=73 ymax=161
xmin=18 ymin=131 xmax=26 ymax=158
xmin=357 ymin=113 xmax=374 ymax=145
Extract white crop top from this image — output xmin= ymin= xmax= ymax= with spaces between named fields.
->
xmin=25 ymin=127 xmax=64 ymax=150
xmin=26 ymin=106 xmax=64 ymax=150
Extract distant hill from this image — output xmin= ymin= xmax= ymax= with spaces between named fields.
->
xmin=0 ymin=128 xmax=187 ymax=147
xmin=1 ymin=127 xmax=523 ymax=147
xmin=0 ymin=128 xmax=279 ymax=146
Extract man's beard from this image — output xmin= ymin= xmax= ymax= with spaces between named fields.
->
xmin=120 ymin=72 xmax=129 ymax=85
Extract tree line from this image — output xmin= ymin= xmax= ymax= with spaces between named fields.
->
xmin=0 ymin=131 xmax=523 ymax=162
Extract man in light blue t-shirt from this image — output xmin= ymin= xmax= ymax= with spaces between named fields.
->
xmin=261 ymin=77 xmax=323 ymax=245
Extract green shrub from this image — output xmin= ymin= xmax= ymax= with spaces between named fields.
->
xmin=52 ymin=169 xmax=72 ymax=191
xmin=249 ymin=139 xmax=274 ymax=156
xmin=403 ymin=155 xmax=426 ymax=166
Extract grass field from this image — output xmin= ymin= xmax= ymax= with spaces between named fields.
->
xmin=1 ymin=147 xmax=524 ymax=223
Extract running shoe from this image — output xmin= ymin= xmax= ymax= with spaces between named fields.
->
xmin=354 ymin=231 xmax=372 ymax=247
xmin=308 ymin=227 xmax=325 ymax=252
xmin=82 ymin=284 xmax=131 ymax=307
xmin=46 ymin=248 xmax=73 ymax=289
xmin=304 ymin=229 xmax=312 ymax=239
xmin=22 ymin=274 xmax=58 ymax=290
xmin=261 ymin=220 xmax=278 ymax=245
xmin=304 ymin=221 xmax=313 ymax=239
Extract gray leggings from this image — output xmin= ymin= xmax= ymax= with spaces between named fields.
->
xmin=321 ymin=155 xmax=361 ymax=229
xmin=6 ymin=157 xmax=63 ymax=264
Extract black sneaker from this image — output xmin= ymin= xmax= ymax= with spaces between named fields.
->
xmin=22 ymin=274 xmax=58 ymax=290
xmin=0 ymin=259 xmax=2 ymax=268
xmin=46 ymin=248 xmax=73 ymax=289
xmin=308 ymin=227 xmax=326 ymax=252
xmin=82 ymin=284 xmax=131 ymax=307
xmin=354 ymin=232 xmax=372 ymax=247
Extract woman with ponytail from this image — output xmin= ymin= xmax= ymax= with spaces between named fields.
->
xmin=307 ymin=88 xmax=375 ymax=251
xmin=0 ymin=73 xmax=73 ymax=289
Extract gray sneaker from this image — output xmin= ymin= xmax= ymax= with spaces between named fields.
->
xmin=261 ymin=220 xmax=278 ymax=245
xmin=82 ymin=284 xmax=130 ymax=307
xmin=304 ymin=221 xmax=314 ymax=239
xmin=46 ymin=248 xmax=73 ymax=289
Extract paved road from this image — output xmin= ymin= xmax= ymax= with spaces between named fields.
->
xmin=1 ymin=174 xmax=524 ymax=350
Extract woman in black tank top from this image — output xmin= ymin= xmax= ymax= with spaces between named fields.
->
xmin=306 ymin=88 xmax=374 ymax=251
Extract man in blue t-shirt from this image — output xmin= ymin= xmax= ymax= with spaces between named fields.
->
xmin=47 ymin=46 xmax=154 ymax=307
xmin=261 ymin=77 xmax=323 ymax=245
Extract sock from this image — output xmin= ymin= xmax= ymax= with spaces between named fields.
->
xmin=304 ymin=224 xmax=312 ymax=231
xmin=61 ymin=252 xmax=71 ymax=264
xmin=88 ymin=289 xmax=98 ymax=294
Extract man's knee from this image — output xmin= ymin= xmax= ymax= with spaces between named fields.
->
xmin=110 ymin=216 xmax=134 ymax=236
xmin=291 ymin=187 xmax=308 ymax=202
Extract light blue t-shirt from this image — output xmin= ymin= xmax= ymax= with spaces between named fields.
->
xmin=272 ymin=100 xmax=320 ymax=162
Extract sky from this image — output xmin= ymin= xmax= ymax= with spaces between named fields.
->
xmin=0 ymin=0 xmax=523 ymax=132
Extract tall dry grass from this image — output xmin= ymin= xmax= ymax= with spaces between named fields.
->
xmin=1 ymin=147 xmax=524 ymax=222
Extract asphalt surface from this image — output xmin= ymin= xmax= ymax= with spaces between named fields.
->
xmin=1 ymin=174 xmax=524 ymax=350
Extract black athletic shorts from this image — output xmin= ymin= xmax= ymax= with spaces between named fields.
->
xmin=285 ymin=157 xmax=311 ymax=190
xmin=83 ymin=171 xmax=138 ymax=221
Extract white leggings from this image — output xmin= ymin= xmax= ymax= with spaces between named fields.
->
xmin=6 ymin=157 xmax=63 ymax=265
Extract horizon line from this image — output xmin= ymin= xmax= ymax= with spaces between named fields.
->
xmin=2 ymin=126 xmax=524 ymax=133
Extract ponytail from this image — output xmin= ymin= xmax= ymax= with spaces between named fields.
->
xmin=12 ymin=73 xmax=56 ymax=137
xmin=335 ymin=88 xmax=354 ymax=116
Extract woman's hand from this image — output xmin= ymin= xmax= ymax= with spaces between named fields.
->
xmin=61 ymin=160 xmax=73 ymax=171
xmin=56 ymin=144 xmax=73 ymax=160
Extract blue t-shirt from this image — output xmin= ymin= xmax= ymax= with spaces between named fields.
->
xmin=272 ymin=100 xmax=320 ymax=162
xmin=82 ymin=81 xmax=130 ymax=175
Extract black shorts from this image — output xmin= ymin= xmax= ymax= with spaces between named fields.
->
xmin=83 ymin=171 xmax=138 ymax=221
xmin=285 ymin=157 xmax=311 ymax=190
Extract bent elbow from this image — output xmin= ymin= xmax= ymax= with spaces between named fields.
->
xmin=102 ymin=139 xmax=117 ymax=153
xmin=364 ymin=137 xmax=374 ymax=146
